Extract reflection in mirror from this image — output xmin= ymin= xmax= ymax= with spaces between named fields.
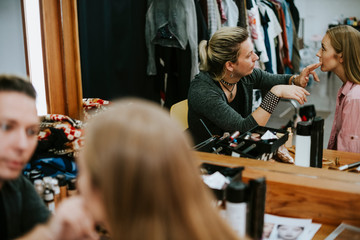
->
xmin=0 ymin=0 xmax=47 ymax=115
xmin=0 ymin=0 xmax=26 ymax=75
xmin=22 ymin=0 xmax=47 ymax=115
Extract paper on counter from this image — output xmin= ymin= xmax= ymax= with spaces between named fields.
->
xmin=202 ymin=171 xmax=230 ymax=190
xmin=263 ymin=214 xmax=321 ymax=240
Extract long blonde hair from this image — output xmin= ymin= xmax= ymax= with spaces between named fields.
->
xmin=326 ymin=25 xmax=360 ymax=84
xmin=199 ymin=27 xmax=249 ymax=81
xmin=83 ymin=98 xmax=241 ymax=240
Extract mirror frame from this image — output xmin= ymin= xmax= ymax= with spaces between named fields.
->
xmin=23 ymin=0 xmax=83 ymax=120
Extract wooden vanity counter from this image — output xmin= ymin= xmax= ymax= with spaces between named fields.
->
xmin=196 ymin=149 xmax=360 ymax=239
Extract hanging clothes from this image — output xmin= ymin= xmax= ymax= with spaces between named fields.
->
xmin=260 ymin=0 xmax=284 ymax=74
xmin=155 ymin=45 xmax=192 ymax=108
xmin=258 ymin=1 xmax=282 ymax=74
xmin=274 ymin=0 xmax=294 ymax=73
xmin=259 ymin=10 xmax=273 ymax=73
xmin=286 ymin=0 xmax=300 ymax=34
xmin=290 ymin=12 xmax=301 ymax=73
xmin=216 ymin=0 xmax=228 ymax=24
xmin=236 ymin=0 xmax=248 ymax=28
xmin=246 ymin=0 xmax=269 ymax=63
xmin=195 ymin=0 xmax=210 ymax=42
xmin=286 ymin=0 xmax=301 ymax=73
xmin=269 ymin=0 xmax=293 ymax=71
xmin=199 ymin=0 xmax=209 ymax=28
xmin=221 ymin=0 xmax=239 ymax=27
xmin=207 ymin=0 xmax=222 ymax=37
xmin=145 ymin=0 xmax=199 ymax=80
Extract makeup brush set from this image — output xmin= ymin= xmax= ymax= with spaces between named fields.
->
xmin=195 ymin=126 xmax=289 ymax=161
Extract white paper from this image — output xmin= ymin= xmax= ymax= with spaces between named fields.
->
xmin=202 ymin=171 xmax=230 ymax=190
xmin=262 ymin=214 xmax=321 ymax=240
xmin=261 ymin=130 xmax=278 ymax=140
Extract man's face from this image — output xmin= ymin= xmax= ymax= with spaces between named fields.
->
xmin=0 ymin=92 xmax=39 ymax=184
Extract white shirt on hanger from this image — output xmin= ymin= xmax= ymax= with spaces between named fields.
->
xmin=221 ymin=0 xmax=239 ymax=27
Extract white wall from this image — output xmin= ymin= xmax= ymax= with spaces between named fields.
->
xmin=0 ymin=0 xmax=27 ymax=76
xmin=0 ymin=0 xmax=47 ymax=115
xmin=294 ymin=0 xmax=360 ymax=47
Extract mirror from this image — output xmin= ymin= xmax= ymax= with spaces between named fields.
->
xmin=0 ymin=0 xmax=47 ymax=115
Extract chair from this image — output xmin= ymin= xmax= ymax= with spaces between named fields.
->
xmin=169 ymin=99 xmax=188 ymax=131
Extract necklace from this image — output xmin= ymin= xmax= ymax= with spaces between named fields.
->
xmin=220 ymin=81 xmax=236 ymax=99
xmin=220 ymin=79 xmax=237 ymax=87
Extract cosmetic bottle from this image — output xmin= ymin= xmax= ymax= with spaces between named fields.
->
xmin=67 ymin=178 xmax=78 ymax=197
xmin=34 ymin=179 xmax=44 ymax=199
xmin=225 ymin=179 xmax=248 ymax=237
xmin=51 ymin=178 xmax=61 ymax=208
xmin=44 ymin=188 xmax=55 ymax=213
xmin=285 ymin=127 xmax=293 ymax=148
xmin=213 ymin=189 xmax=226 ymax=219
xmin=247 ymin=177 xmax=266 ymax=239
xmin=42 ymin=176 xmax=53 ymax=190
xmin=310 ymin=117 xmax=324 ymax=168
xmin=56 ymin=174 xmax=68 ymax=201
xmin=295 ymin=121 xmax=312 ymax=167
xmin=230 ymin=131 xmax=240 ymax=141
xmin=29 ymin=169 xmax=42 ymax=183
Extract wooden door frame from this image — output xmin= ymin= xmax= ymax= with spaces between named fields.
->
xmin=38 ymin=0 xmax=83 ymax=120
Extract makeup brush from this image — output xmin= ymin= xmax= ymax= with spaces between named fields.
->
xmin=329 ymin=161 xmax=360 ymax=171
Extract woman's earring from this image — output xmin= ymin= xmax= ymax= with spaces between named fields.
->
xmin=230 ymin=72 xmax=233 ymax=78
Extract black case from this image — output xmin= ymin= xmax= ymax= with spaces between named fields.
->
xmin=195 ymin=126 xmax=288 ymax=160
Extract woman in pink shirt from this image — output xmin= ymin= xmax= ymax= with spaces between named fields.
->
xmin=316 ymin=25 xmax=360 ymax=153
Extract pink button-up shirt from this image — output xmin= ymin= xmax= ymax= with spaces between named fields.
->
xmin=328 ymin=81 xmax=360 ymax=153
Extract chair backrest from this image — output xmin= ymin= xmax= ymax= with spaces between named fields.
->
xmin=169 ymin=99 xmax=188 ymax=131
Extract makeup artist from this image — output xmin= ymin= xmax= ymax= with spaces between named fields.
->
xmin=188 ymin=27 xmax=321 ymax=144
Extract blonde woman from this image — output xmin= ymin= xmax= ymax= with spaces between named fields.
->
xmin=316 ymin=25 xmax=360 ymax=153
xmin=188 ymin=26 xmax=321 ymax=144
xmin=77 ymin=98 xmax=243 ymax=240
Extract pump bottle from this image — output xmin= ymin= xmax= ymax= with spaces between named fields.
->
xmin=225 ymin=180 xmax=248 ymax=237
xmin=295 ymin=121 xmax=312 ymax=167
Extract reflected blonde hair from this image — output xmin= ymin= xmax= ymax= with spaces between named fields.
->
xmin=199 ymin=27 xmax=249 ymax=81
xmin=326 ymin=25 xmax=360 ymax=84
xmin=83 ymin=98 xmax=241 ymax=240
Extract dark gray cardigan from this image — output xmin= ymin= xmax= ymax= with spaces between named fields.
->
xmin=188 ymin=68 xmax=291 ymax=144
